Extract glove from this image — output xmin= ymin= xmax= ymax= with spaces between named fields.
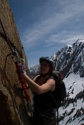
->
xmin=16 ymin=58 xmax=27 ymax=74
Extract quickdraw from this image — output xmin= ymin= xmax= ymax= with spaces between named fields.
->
xmin=0 ymin=18 xmax=32 ymax=115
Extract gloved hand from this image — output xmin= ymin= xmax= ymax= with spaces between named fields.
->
xmin=16 ymin=58 xmax=27 ymax=75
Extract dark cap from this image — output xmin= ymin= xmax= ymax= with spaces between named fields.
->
xmin=39 ymin=57 xmax=54 ymax=69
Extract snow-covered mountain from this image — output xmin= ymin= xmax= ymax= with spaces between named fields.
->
xmin=50 ymin=39 xmax=84 ymax=78
xmin=29 ymin=39 xmax=84 ymax=125
xmin=59 ymin=73 xmax=84 ymax=125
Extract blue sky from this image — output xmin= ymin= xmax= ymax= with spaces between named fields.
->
xmin=9 ymin=0 xmax=84 ymax=67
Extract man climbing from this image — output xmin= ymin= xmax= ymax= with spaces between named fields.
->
xmin=18 ymin=57 xmax=57 ymax=125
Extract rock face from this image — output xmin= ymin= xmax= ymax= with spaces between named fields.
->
xmin=0 ymin=0 xmax=31 ymax=125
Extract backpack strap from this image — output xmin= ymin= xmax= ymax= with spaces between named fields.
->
xmin=33 ymin=75 xmax=40 ymax=83
xmin=35 ymin=75 xmax=41 ymax=83
xmin=56 ymin=108 xmax=59 ymax=125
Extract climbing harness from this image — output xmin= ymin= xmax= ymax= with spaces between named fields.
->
xmin=0 ymin=18 xmax=33 ymax=116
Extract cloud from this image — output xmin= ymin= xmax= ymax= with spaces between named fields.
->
xmin=21 ymin=0 xmax=84 ymax=50
xmin=62 ymin=34 xmax=84 ymax=45
xmin=45 ymin=32 xmax=84 ymax=47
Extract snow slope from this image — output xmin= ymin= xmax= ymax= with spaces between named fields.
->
xmin=59 ymin=73 xmax=84 ymax=125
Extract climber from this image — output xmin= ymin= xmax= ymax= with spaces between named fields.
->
xmin=18 ymin=57 xmax=57 ymax=125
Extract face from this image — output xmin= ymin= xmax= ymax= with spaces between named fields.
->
xmin=39 ymin=61 xmax=50 ymax=74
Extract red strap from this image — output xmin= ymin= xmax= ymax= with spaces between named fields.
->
xmin=15 ymin=62 xmax=30 ymax=102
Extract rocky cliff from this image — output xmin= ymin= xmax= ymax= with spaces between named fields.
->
xmin=0 ymin=0 xmax=32 ymax=125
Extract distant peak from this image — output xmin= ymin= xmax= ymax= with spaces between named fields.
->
xmin=66 ymin=44 xmax=72 ymax=48
xmin=76 ymin=39 xmax=84 ymax=43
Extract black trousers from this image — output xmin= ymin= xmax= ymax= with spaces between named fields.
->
xmin=32 ymin=109 xmax=56 ymax=125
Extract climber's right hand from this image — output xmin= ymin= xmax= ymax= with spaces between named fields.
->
xmin=16 ymin=59 xmax=27 ymax=75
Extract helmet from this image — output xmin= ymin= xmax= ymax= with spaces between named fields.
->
xmin=39 ymin=57 xmax=54 ymax=69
